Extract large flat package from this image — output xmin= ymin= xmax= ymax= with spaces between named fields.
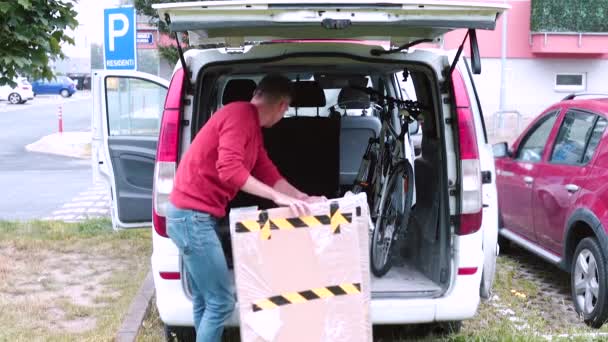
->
xmin=229 ymin=193 xmax=372 ymax=342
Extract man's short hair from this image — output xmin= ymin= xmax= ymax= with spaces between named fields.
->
xmin=253 ymin=74 xmax=292 ymax=103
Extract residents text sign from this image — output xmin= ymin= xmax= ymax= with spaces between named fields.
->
xmin=104 ymin=7 xmax=137 ymax=70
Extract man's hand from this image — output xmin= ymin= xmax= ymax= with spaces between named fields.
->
xmin=240 ymin=176 xmax=317 ymax=216
xmin=305 ymin=195 xmax=328 ymax=204
xmin=272 ymin=192 xmax=311 ymax=217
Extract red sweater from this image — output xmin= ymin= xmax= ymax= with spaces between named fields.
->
xmin=170 ymin=102 xmax=283 ymax=218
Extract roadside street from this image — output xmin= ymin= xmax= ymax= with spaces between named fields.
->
xmin=0 ymin=94 xmax=102 ymax=220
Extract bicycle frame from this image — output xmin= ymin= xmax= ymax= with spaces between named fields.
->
xmin=349 ymin=86 xmax=419 ymax=276
xmin=373 ymin=111 xmax=407 ymax=219
xmin=354 ymin=106 xmax=409 ymax=219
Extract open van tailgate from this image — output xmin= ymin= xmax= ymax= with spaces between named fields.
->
xmin=154 ymin=0 xmax=507 ymax=46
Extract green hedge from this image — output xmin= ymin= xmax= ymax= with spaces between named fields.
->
xmin=531 ymin=0 xmax=608 ymax=32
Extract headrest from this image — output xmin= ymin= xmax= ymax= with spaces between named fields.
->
xmin=315 ymin=74 xmax=368 ymax=89
xmin=338 ymin=87 xmax=371 ymax=109
xmin=222 ymin=79 xmax=257 ymax=105
xmin=290 ymin=81 xmax=326 ymax=107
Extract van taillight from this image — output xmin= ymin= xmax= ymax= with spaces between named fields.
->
xmin=159 ymin=272 xmax=181 ymax=280
xmin=452 ymin=71 xmax=482 ymax=236
xmin=153 ymin=69 xmax=185 ymax=238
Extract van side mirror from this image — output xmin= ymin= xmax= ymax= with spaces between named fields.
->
xmin=493 ymin=142 xmax=510 ymax=158
xmin=408 ymin=120 xmax=420 ymax=135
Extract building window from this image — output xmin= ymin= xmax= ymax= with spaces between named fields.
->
xmin=554 ymin=73 xmax=586 ymax=93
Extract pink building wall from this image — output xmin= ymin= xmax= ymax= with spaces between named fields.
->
xmin=442 ymin=0 xmax=608 ymax=59
xmin=422 ymin=0 xmax=608 ymax=136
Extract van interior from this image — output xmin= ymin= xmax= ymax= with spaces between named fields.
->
xmin=184 ymin=56 xmax=452 ymax=298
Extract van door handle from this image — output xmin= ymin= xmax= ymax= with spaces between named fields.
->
xmin=523 ymin=176 xmax=533 ymax=184
xmin=565 ymin=184 xmax=580 ymax=193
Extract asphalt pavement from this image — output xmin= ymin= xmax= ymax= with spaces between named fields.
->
xmin=0 ymin=94 xmax=95 ymax=220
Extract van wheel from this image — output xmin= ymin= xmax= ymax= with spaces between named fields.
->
xmin=8 ymin=92 xmax=21 ymax=104
xmin=438 ymin=321 xmax=462 ymax=334
xmin=498 ymin=234 xmax=512 ymax=254
xmin=164 ymin=325 xmax=195 ymax=342
xmin=427 ymin=321 xmax=462 ymax=336
xmin=60 ymin=89 xmax=70 ymax=98
xmin=571 ymin=237 xmax=608 ymax=328
xmin=497 ymin=212 xmax=511 ymax=254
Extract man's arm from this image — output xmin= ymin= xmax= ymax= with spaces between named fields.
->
xmin=215 ymin=112 xmax=252 ymax=189
xmin=241 ymin=176 xmax=310 ymax=216
xmin=251 ymin=144 xmax=284 ymax=187
xmin=273 ymin=179 xmax=307 ymax=200
xmin=274 ymin=179 xmax=328 ymax=203
xmin=215 ymin=110 xmax=310 ymax=215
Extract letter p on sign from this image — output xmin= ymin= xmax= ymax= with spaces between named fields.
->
xmin=104 ymin=7 xmax=137 ymax=70
xmin=108 ymin=13 xmax=129 ymax=52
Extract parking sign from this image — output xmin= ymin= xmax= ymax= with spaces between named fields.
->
xmin=104 ymin=7 xmax=137 ymax=70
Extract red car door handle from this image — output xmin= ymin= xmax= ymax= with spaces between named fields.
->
xmin=565 ymin=184 xmax=580 ymax=193
xmin=523 ymin=176 xmax=533 ymax=184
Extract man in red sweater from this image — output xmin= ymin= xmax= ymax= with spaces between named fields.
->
xmin=166 ymin=74 xmax=323 ymax=341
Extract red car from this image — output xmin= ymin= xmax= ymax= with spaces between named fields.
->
xmin=494 ymin=93 xmax=608 ymax=328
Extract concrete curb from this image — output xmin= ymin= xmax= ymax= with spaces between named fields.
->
xmin=25 ymin=132 xmax=91 ymax=159
xmin=116 ymin=271 xmax=155 ymax=342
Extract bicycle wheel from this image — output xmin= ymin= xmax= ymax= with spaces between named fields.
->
xmin=370 ymin=161 xmax=414 ymax=277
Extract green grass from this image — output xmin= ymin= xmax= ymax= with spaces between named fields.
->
xmin=0 ymin=218 xmax=117 ymax=240
xmin=0 ymin=219 xmax=152 ymax=341
xmin=137 ymin=298 xmax=165 ymax=342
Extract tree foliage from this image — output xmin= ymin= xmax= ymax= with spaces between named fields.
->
xmin=134 ymin=0 xmax=188 ymax=63
xmin=158 ymin=45 xmax=180 ymax=65
xmin=531 ymin=0 xmax=608 ymax=32
xmin=134 ymin=0 xmax=176 ymax=33
xmin=0 ymin=0 xmax=78 ymax=86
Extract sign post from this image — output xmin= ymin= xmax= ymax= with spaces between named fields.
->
xmin=103 ymin=7 xmax=137 ymax=70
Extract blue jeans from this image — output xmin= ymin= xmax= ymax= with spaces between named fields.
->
xmin=166 ymin=203 xmax=235 ymax=342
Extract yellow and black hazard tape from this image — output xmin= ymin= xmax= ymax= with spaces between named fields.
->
xmin=252 ymin=282 xmax=362 ymax=312
xmin=235 ymin=202 xmax=361 ymax=240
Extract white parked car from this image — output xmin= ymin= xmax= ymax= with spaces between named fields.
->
xmin=92 ymin=1 xmax=506 ymax=340
xmin=0 ymin=77 xmax=34 ymax=104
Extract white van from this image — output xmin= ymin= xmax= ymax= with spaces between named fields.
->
xmin=92 ymin=1 xmax=506 ymax=340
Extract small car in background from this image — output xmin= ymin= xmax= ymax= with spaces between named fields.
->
xmin=0 ymin=77 xmax=34 ymax=104
xmin=31 ymin=76 xmax=77 ymax=98
xmin=495 ymin=93 xmax=608 ymax=328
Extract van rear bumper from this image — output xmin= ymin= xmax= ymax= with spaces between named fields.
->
xmin=372 ymin=269 xmax=482 ymax=324
xmin=153 ymin=253 xmax=481 ymax=327
xmin=152 ymin=253 xmax=199 ymax=327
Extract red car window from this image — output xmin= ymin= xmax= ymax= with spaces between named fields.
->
xmin=516 ymin=111 xmax=559 ymax=162
xmin=550 ymin=111 xmax=596 ymax=165
xmin=583 ymin=117 xmax=608 ymax=163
